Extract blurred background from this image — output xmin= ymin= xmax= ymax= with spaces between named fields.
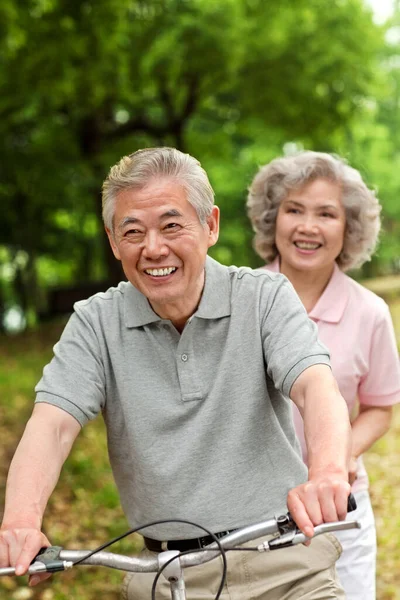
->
xmin=1 ymin=0 xmax=400 ymax=331
xmin=0 ymin=0 xmax=399 ymax=598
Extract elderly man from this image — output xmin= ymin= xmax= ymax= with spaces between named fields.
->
xmin=0 ymin=148 xmax=351 ymax=599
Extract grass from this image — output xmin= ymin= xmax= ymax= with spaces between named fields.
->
xmin=0 ymin=297 xmax=400 ymax=599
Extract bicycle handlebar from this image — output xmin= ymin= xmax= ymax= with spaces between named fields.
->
xmin=0 ymin=509 xmax=360 ymax=577
xmin=66 ymin=519 xmax=360 ymax=570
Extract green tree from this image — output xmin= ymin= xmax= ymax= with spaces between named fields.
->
xmin=326 ymin=6 xmax=400 ymax=277
xmin=0 ymin=0 xmax=384 ymax=325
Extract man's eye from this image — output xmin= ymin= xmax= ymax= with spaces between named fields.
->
xmin=164 ymin=223 xmax=180 ymax=230
xmin=125 ymin=229 xmax=142 ymax=236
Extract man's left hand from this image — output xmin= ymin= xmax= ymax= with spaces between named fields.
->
xmin=287 ymin=475 xmax=351 ymax=539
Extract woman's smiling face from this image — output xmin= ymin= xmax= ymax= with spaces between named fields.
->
xmin=275 ymin=178 xmax=346 ymax=275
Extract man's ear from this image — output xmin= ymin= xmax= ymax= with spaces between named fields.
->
xmin=105 ymin=227 xmax=121 ymax=260
xmin=206 ymin=206 xmax=220 ymax=248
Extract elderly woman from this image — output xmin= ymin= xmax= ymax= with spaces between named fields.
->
xmin=247 ymin=151 xmax=400 ymax=600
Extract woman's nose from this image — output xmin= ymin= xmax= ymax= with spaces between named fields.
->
xmin=297 ymin=215 xmax=319 ymax=233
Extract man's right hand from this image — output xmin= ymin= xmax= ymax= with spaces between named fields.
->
xmin=0 ymin=526 xmax=52 ymax=586
xmin=0 ymin=405 xmax=81 ymax=586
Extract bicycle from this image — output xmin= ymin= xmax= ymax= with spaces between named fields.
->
xmin=0 ymin=496 xmax=360 ymax=600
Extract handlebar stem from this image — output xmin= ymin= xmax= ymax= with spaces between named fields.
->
xmin=158 ymin=550 xmax=182 ymax=583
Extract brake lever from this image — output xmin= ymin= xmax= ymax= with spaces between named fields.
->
xmin=31 ymin=546 xmax=73 ymax=573
xmin=258 ymin=520 xmax=361 ymax=552
xmin=264 ymin=492 xmax=359 ymax=550
xmin=0 ymin=546 xmax=73 ymax=577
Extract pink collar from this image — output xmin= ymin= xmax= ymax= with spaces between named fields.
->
xmin=265 ymin=258 xmax=349 ymax=323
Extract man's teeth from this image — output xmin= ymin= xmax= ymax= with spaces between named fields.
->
xmin=145 ymin=267 xmax=177 ymax=277
xmin=295 ymin=242 xmax=320 ymax=249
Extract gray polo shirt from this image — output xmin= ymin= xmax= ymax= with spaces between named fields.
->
xmin=35 ymin=256 xmax=330 ymax=539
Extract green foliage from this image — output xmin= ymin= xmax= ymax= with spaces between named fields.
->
xmin=1 ymin=0 xmax=398 ymax=326
xmin=234 ymin=0 xmax=381 ymax=142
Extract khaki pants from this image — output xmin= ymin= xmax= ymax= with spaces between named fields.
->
xmin=121 ymin=533 xmax=345 ymax=600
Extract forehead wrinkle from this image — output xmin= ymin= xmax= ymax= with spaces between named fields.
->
xmin=284 ymin=199 xmax=339 ymax=211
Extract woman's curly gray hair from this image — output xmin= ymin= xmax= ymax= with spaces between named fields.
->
xmin=246 ymin=151 xmax=381 ymax=271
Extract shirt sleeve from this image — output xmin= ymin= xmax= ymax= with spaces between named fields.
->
xmin=260 ymin=276 xmax=331 ymax=397
xmin=358 ymin=303 xmax=400 ymax=406
xmin=34 ymin=307 xmax=106 ymax=426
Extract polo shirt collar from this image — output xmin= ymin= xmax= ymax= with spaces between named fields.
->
xmin=124 ymin=283 xmax=161 ymax=327
xmin=195 ymin=255 xmax=231 ymax=319
xmin=124 ymin=255 xmax=231 ymax=328
xmin=268 ymin=257 xmax=349 ymax=324
xmin=309 ymin=263 xmax=349 ymax=323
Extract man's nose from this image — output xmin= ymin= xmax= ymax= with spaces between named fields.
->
xmin=142 ymin=231 xmax=169 ymax=258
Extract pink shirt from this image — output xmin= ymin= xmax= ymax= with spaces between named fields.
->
xmin=265 ymin=259 xmax=400 ymax=491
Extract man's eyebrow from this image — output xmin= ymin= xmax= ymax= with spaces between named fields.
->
xmin=118 ymin=216 xmax=140 ymax=231
xmin=117 ymin=210 xmax=183 ymax=231
xmin=160 ymin=209 xmax=183 ymax=219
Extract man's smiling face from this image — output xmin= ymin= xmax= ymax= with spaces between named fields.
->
xmin=106 ymin=178 xmax=219 ymax=323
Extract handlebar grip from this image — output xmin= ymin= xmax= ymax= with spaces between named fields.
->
xmin=347 ymin=493 xmax=357 ymax=513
